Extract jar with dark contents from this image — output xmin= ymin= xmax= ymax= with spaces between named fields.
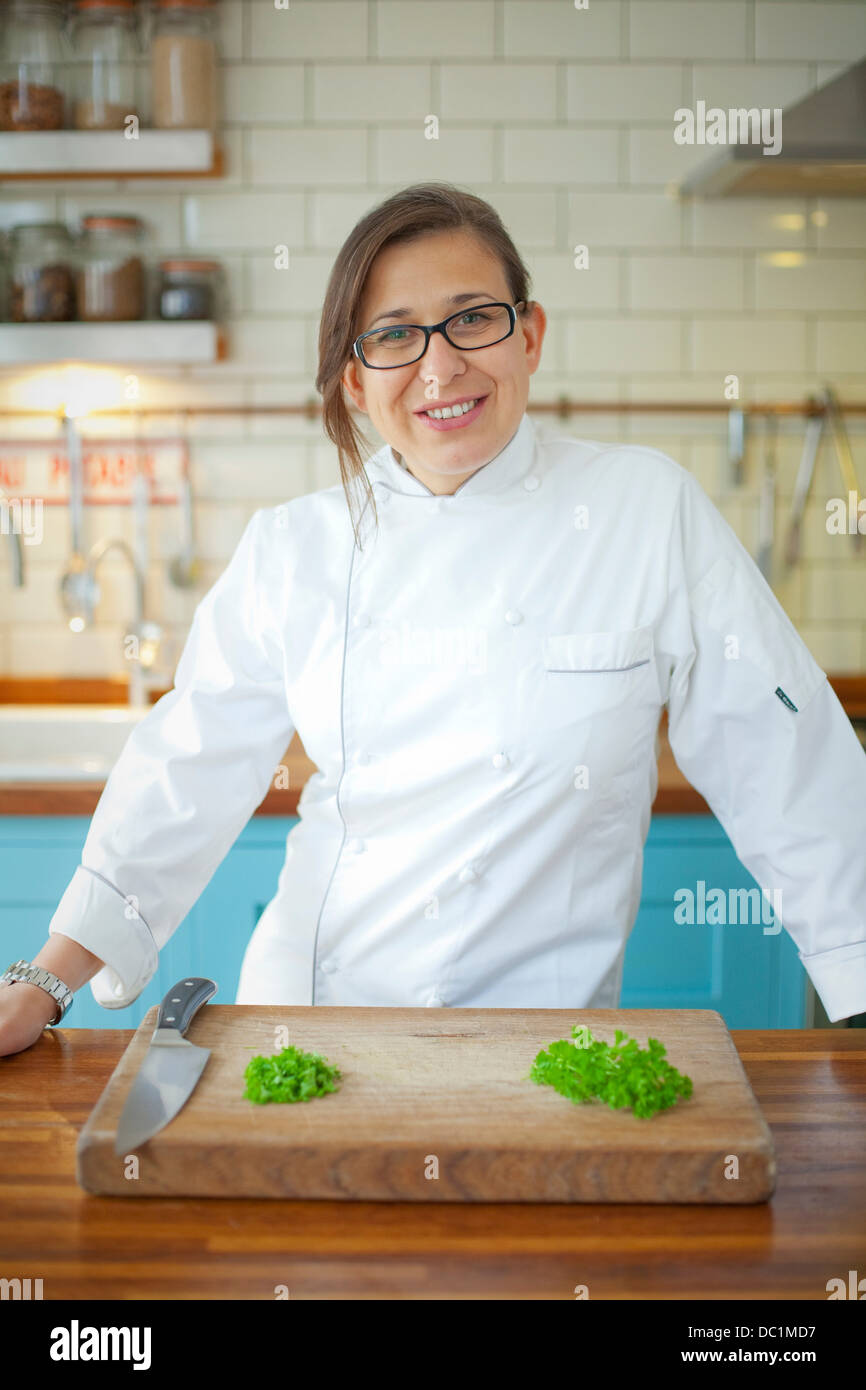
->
xmin=0 ymin=0 xmax=68 ymax=131
xmin=0 ymin=230 xmax=7 ymax=320
xmin=156 ymin=258 xmax=223 ymax=320
xmin=8 ymin=223 xmax=76 ymax=322
xmin=76 ymin=214 xmax=146 ymax=321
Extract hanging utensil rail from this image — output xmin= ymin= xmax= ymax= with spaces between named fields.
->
xmin=0 ymin=399 xmax=865 ymax=420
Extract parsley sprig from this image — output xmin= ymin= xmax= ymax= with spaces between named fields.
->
xmin=243 ymin=1045 xmax=342 ymax=1104
xmin=528 ymin=1025 xmax=692 ymax=1118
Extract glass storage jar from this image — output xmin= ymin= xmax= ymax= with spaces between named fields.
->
xmin=156 ymin=258 xmax=223 ymax=320
xmin=70 ymin=0 xmax=140 ymax=131
xmin=151 ymin=0 xmax=217 ymax=130
xmin=0 ymin=230 xmax=8 ymax=320
xmin=0 ymin=0 xmax=68 ymax=131
xmin=8 ymin=223 xmax=76 ymax=322
xmin=76 ymin=214 xmax=146 ymax=321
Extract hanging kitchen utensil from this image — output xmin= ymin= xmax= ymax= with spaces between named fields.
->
xmin=756 ymin=412 xmax=777 ymax=583
xmin=129 ymin=404 xmax=164 ymax=680
xmin=130 ymin=403 xmax=149 ymax=617
xmin=784 ymin=399 xmax=824 ymax=571
xmin=727 ymin=406 xmax=746 ymax=489
xmin=822 ymin=385 xmax=863 ymax=554
xmin=59 ymin=412 xmax=100 ymax=624
xmin=168 ymin=413 xmax=201 ymax=588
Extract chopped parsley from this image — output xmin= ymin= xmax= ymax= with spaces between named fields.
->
xmin=528 ymin=1025 xmax=693 ymax=1118
xmin=243 ymin=1045 xmax=342 ymax=1104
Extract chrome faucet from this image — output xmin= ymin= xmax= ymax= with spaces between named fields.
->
xmin=58 ymin=415 xmax=164 ymax=708
xmin=60 ymin=536 xmax=163 ymax=708
xmin=0 ymin=486 xmax=25 ymax=588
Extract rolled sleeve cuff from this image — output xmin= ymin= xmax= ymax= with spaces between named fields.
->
xmin=48 ymin=865 xmax=159 ymax=1010
xmin=799 ymin=940 xmax=866 ymax=1023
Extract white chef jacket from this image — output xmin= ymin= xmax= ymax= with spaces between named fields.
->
xmin=48 ymin=411 xmax=866 ymax=1022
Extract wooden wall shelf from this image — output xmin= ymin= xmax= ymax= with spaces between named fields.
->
xmin=0 ymin=130 xmax=221 ymax=180
xmin=0 ymin=321 xmax=225 ymax=365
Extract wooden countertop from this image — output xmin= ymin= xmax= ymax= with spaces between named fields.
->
xmin=0 ymin=720 xmax=706 ymax=815
xmin=1 ymin=676 xmax=864 ymax=817
xmin=1 ymin=1026 xmax=863 ymax=1299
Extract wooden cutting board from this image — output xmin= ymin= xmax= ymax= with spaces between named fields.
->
xmin=76 ymin=1007 xmax=776 ymax=1203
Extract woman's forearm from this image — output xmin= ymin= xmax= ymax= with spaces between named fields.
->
xmin=0 ymin=934 xmax=106 ymax=1036
xmin=31 ymin=933 xmax=105 ymax=992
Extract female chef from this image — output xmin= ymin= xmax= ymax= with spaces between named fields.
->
xmin=2 ymin=181 xmax=865 ymax=1055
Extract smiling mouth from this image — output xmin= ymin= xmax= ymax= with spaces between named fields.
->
xmin=417 ymin=395 xmax=488 ymax=421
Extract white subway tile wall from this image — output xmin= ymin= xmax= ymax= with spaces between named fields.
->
xmin=0 ymin=0 xmax=864 ymax=678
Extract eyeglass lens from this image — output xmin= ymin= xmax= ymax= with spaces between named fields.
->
xmin=361 ymin=304 xmax=512 ymax=367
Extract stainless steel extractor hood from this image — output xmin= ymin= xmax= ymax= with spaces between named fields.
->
xmin=680 ymin=58 xmax=866 ymax=197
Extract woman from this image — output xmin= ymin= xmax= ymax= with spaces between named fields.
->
xmin=2 ymin=182 xmax=864 ymax=1053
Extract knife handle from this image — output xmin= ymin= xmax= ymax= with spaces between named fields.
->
xmin=156 ymin=978 xmax=217 ymax=1035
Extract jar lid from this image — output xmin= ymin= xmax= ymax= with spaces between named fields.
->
xmin=10 ymin=221 xmax=70 ymax=236
xmin=159 ymin=258 xmax=221 ymax=272
xmin=8 ymin=0 xmax=67 ymax=12
xmin=80 ymin=214 xmax=144 ymax=232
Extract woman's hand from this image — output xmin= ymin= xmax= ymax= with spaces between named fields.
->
xmin=0 ymin=933 xmax=105 ymax=1057
xmin=0 ymin=980 xmax=62 ymax=1056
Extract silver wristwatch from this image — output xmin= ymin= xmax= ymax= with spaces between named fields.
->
xmin=1 ymin=960 xmax=74 ymax=1026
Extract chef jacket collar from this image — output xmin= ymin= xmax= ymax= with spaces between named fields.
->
xmin=365 ymin=410 xmax=537 ymax=500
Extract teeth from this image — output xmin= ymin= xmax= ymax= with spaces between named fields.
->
xmin=425 ymin=398 xmax=478 ymax=419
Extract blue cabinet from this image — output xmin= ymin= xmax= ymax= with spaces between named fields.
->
xmin=621 ymin=816 xmax=806 ymax=1027
xmin=0 ymin=813 xmax=806 ymax=1030
xmin=0 ymin=816 xmax=292 ymax=1032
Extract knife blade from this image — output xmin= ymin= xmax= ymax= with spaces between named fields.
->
xmin=727 ymin=406 xmax=746 ymax=489
xmin=784 ymin=404 xmax=823 ymax=570
xmin=114 ymin=977 xmax=217 ymax=1157
xmin=756 ymin=412 xmax=777 ymax=583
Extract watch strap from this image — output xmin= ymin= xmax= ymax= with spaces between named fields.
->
xmin=1 ymin=960 xmax=74 ymax=1026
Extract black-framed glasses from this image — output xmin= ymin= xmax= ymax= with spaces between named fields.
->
xmin=352 ymin=300 xmax=527 ymax=369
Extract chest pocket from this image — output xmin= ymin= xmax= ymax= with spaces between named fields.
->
xmin=539 ymin=624 xmax=657 ymax=726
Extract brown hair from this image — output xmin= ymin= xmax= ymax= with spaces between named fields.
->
xmin=315 ymin=182 xmax=534 ymax=548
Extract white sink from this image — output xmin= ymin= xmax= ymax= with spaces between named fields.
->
xmin=0 ymin=704 xmax=150 ymax=781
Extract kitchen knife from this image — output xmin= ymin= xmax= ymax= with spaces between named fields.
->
xmin=756 ymin=412 xmax=777 ymax=582
xmin=822 ymin=386 xmax=863 ymax=554
xmin=114 ymin=977 xmax=216 ymax=1157
xmin=784 ymin=405 xmax=823 ymax=570
xmin=727 ymin=406 xmax=746 ymax=489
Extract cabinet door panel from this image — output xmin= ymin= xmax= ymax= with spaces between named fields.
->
xmin=0 ymin=817 xmax=298 ymax=1030
xmin=622 ymin=815 xmax=806 ymax=1027
xmin=0 ymin=814 xmax=805 ymax=1028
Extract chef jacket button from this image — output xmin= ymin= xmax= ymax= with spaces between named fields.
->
xmin=523 ymin=474 xmax=540 ymax=491
xmin=352 ymin=612 xmax=371 ymax=628
xmin=458 ymin=864 xmax=478 ymax=884
xmin=492 ymin=751 xmax=510 ymax=769
xmin=504 ymin=608 xmax=522 ymax=625
xmin=320 ymin=959 xmax=338 ymax=974
xmin=348 ymin=837 xmax=366 ymax=852
xmin=435 ymin=498 xmax=447 ymax=514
